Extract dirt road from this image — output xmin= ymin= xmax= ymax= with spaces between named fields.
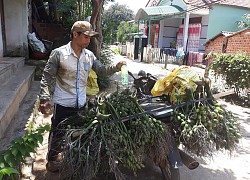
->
xmin=111 ymin=55 xmax=250 ymax=180
xmin=5 ymin=54 xmax=249 ymax=180
xmin=179 ymin=100 xmax=250 ymax=180
xmin=30 ymin=96 xmax=250 ymax=180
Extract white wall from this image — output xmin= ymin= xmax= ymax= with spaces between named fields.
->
xmin=4 ymin=0 xmax=29 ymax=57
xmin=158 ymin=15 xmax=209 ymax=52
xmin=0 ymin=12 xmax=3 ymax=57
xmin=159 ymin=18 xmax=182 ymax=48
xmin=199 ymin=15 xmax=209 ymax=52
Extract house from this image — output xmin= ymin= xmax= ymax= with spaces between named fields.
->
xmin=0 ymin=0 xmax=69 ymax=142
xmin=0 ymin=0 xmax=30 ymax=58
xmin=135 ymin=0 xmax=250 ymax=55
xmin=0 ymin=0 xmax=66 ymax=59
xmin=205 ymin=27 xmax=250 ymax=56
xmin=0 ymin=0 xmax=66 ymax=140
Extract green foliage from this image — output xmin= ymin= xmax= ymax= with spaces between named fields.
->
xmin=170 ymin=40 xmax=177 ymax=48
xmin=207 ymin=53 xmax=250 ymax=93
xmin=99 ymin=44 xmax=113 ymax=66
xmin=112 ymin=47 xmax=121 ymax=54
xmin=117 ymin=21 xmax=138 ymax=44
xmin=0 ymin=125 xmax=50 ymax=180
xmin=56 ymin=0 xmax=93 ymax=35
xmin=97 ymin=44 xmax=114 ymax=90
xmin=102 ymin=3 xmax=135 ymax=44
xmin=58 ymin=89 xmax=167 ymax=179
xmin=0 ymin=167 xmax=19 ymax=180
xmin=236 ymin=13 xmax=250 ymax=28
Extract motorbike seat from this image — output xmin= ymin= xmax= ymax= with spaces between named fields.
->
xmin=140 ymin=102 xmax=173 ymax=123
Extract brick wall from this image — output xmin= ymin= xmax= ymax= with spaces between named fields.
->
xmin=205 ymin=36 xmax=225 ymax=54
xmin=205 ymin=28 xmax=250 ymax=56
xmin=226 ymin=29 xmax=250 ymax=56
xmin=32 ymin=21 xmax=68 ymax=48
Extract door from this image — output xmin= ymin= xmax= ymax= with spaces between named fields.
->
xmin=0 ymin=0 xmax=7 ymax=56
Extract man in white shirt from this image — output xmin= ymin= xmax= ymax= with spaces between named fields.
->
xmin=39 ymin=21 xmax=126 ymax=172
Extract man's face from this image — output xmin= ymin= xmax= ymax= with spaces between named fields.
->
xmin=75 ymin=32 xmax=91 ymax=48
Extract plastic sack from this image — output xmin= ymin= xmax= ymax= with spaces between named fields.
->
xmin=86 ymin=69 xmax=99 ymax=96
xmin=28 ymin=32 xmax=46 ymax=53
xmin=151 ymin=66 xmax=201 ymax=104
xmin=151 ymin=67 xmax=182 ymax=96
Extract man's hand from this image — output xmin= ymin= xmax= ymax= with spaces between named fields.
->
xmin=39 ymin=100 xmax=52 ymax=115
xmin=116 ymin=61 xmax=127 ymax=71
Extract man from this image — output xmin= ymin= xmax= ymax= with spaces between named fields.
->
xmin=39 ymin=21 xmax=126 ymax=172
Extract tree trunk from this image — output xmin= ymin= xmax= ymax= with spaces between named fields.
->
xmin=48 ymin=0 xmax=58 ymax=21
xmin=77 ymin=0 xmax=83 ymax=20
xmin=89 ymin=0 xmax=104 ymax=59
xmin=33 ymin=0 xmax=49 ymax=21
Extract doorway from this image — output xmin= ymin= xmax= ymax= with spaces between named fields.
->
xmin=0 ymin=0 xmax=7 ymax=56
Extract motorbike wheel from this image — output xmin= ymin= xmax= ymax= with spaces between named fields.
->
xmin=160 ymin=164 xmax=180 ymax=180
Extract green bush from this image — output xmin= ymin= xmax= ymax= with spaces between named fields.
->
xmin=206 ymin=53 xmax=250 ymax=94
xmin=0 ymin=125 xmax=50 ymax=180
xmin=112 ymin=47 xmax=122 ymax=54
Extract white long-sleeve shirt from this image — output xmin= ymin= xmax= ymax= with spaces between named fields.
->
xmin=40 ymin=42 xmax=118 ymax=108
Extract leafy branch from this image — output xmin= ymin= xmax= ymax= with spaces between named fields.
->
xmin=206 ymin=52 xmax=250 ymax=95
xmin=0 ymin=125 xmax=50 ymax=180
xmin=236 ymin=13 xmax=250 ymax=28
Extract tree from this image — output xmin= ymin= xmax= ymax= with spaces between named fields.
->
xmin=48 ymin=0 xmax=58 ymax=21
xmin=88 ymin=0 xmax=104 ymax=58
xmin=56 ymin=0 xmax=92 ymax=25
xmin=102 ymin=3 xmax=135 ymax=44
xmin=88 ymin=0 xmax=115 ymax=58
xmin=35 ymin=0 xmax=114 ymax=57
xmin=117 ymin=21 xmax=138 ymax=44
xmin=237 ymin=13 xmax=250 ymax=29
xmin=53 ymin=0 xmax=100 ymax=56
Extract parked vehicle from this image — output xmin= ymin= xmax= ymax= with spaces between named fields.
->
xmin=128 ymin=70 xmax=199 ymax=180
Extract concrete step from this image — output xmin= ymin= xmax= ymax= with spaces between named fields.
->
xmin=0 ymin=57 xmax=25 ymax=85
xmin=0 ymin=65 xmax=36 ymax=139
xmin=0 ymin=80 xmax=41 ymax=150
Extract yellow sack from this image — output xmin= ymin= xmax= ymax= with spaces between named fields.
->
xmin=86 ymin=69 xmax=99 ymax=96
xmin=151 ymin=66 xmax=201 ymax=104
xmin=151 ymin=67 xmax=182 ymax=96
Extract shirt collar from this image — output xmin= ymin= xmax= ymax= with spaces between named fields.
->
xmin=66 ymin=41 xmax=86 ymax=58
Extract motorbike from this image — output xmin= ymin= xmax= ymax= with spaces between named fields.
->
xmin=128 ymin=70 xmax=199 ymax=180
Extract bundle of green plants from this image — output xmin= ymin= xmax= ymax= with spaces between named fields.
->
xmin=97 ymin=44 xmax=114 ymax=90
xmin=172 ymin=78 xmax=241 ymax=157
xmin=57 ymin=89 xmax=171 ymax=180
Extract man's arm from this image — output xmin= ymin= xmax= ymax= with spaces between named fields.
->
xmin=39 ymin=50 xmax=60 ymax=114
xmin=91 ymin=55 xmax=126 ymax=76
xmin=92 ymin=59 xmax=119 ymax=76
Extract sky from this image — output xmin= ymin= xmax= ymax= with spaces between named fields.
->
xmin=105 ymin=0 xmax=149 ymax=14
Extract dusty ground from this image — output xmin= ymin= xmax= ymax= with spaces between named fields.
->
xmin=178 ymin=100 xmax=250 ymax=180
xmin=1 ymin=54 xmax=249 ymax=180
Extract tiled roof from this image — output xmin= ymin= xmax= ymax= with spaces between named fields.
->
xmin=227 ymin=27 xmax=250 ymax=37
xmin=204 ymin=31 xmax=235 ymax=45
xmin=219 ymin=0 xmax=250 ymax=9
xmin=183 ymin=0 xmax=250 ymax=9
xmin=205 ymin=27 xmax=250 ymax=45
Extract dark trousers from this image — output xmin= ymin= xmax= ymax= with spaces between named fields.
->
xmin=47 ymin=104 xmax=84 ymax=161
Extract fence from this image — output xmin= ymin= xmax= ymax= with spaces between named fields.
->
xmin=142 ymin=45 xmax=183 ymax=68
xmin=125 ymin=42 xmax=134 ymax=60
xmin=123 ymin=42 xmax=184 ymax=68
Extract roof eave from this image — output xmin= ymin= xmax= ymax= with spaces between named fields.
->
xmin=135 ymin=5 xmax=184 ymax=22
